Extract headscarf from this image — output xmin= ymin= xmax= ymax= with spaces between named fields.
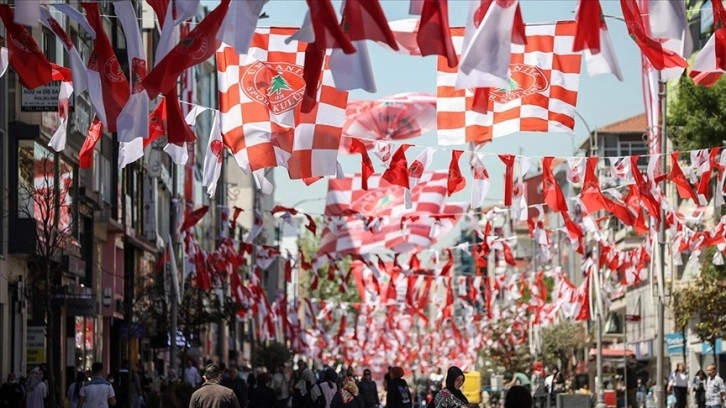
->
xmin=505 ymin=385 xmax=533 ymax=408
xmin=294 ymin=369 xmax=315 ymax=396
xmin=28 ymin=368 xmax=42 ymax=391
xmin=311 ymin=368 xmax=338 ymax=402
xmin=445 ymin=366 xmax=468 ymax=405
xmin=339 ymin=376 xmax=359 ymax=404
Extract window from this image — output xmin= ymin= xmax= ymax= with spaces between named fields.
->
xmin=17 ymin=140 xmax=37 ymax=219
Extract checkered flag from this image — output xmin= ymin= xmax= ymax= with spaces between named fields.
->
xmin=437 ymin=21 xmax=582 ymax=145
xmin=216 ymin=28 xmax=348 ymax=179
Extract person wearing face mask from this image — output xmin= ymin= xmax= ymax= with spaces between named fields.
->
xmin=431 ymin=367 xmax=468 ymax=408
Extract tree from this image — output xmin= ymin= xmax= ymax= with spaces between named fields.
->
xmin=479 ymin=316 xmax=533 ymax=375
xmin=668 ymin=76 xmax=726 ymax=151
xmin=251 ymin=341 xmax=293 ymax=372
xmin=6 ymin=152 xmax=76 ymax=408
xmin=541 ymin=321 xmax=589 ymax=375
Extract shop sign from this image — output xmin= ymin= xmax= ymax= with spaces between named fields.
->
xmin=27 ymin=326 xmax=46 ymax=364
xmin=702 ymin=339 xmax=723 ymax=355
xmin=22 ymin=82 xmax=74 ymax=112
xmin=666 ymin=333 xmax=685 ymax=355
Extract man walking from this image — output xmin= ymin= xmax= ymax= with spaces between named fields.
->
xmin=706 ymin=364 xmax=725 ymax=408
xmin=79 ymin=363 xmax=116 ymax=408
xmin=189 ymin=364 xmax=241 ymax=408
xmin=271 ymin=364 xmax=290 ymax=408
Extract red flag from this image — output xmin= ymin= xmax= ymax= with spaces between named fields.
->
xmin=349 ymin=138 xmax=375 ymax=190
xmin=82 ymin=2 xmax=130 ymax=132
xmin=285 ymin=258 xmax=293 ymax=283
xmin=195 ymin=251 xmax=211 ymax=291
xmin=0 ymin=5 xmax=54 ymax=89
xmin=580 ymin=157 xmax=608 ymax=213
xmin=499 ymin=154 xmax=516 ymax=206
xmin=382 ymin=144 xmax=412 ymax=189
xmin=164 ymin=87 xmax=196 ymax=145
xmin=630 ymin=156 xmax=661 ymax=220
xmin=440 ymin=248 xmax=453 ymax=276
xmin=471 ymin=88 xmax=490 ymax=114
xmin=146 ymin=0 xmax=170 ymax=27
xmin=417 ymin=0 xmax=457 ymax=68
xmin=79 ymin=117 xmax=104 ymax=169
xmin=670 ymin=152 xmax=700 ymax=204
xmin=619 ymin=0 xmax=687 ymax=70
xmin=343 ymin=0 xmax=398 ymax=49
xmin=144 ymin=98 xmax=168 ymax=147
xmin=542 ymin=156 xmax=568 ymax=213
xmin=180 ymin=205 xmax=209 ymax=231
xmin=573 ymin=0 xmax=602 ymax=52
xmin=502 ymin=242 xmax=516 ymax=266
xmin=447 ymin=150 xmax=466 ymax=196
xmin=143 ymin=0 xmax=231 ymax=99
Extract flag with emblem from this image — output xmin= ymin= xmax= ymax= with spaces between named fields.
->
xmin=216 ymin=27 xmax=348 ymax=179
xmin=318 ymin=171 xmax=455 ymax=255
xmin=437 ymin=21 xmax=582 ymax=145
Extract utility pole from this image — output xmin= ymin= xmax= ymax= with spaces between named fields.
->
xmin=169 ymin=166 xmax=179 ymax=378
xmin=654 ymin=75 xmax=668 ymax=408
xmin=589 ymin=125 xmax=606 ymax=408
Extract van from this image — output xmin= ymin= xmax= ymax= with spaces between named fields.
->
xmin=462 ymin=370 xmax=481 ymax=406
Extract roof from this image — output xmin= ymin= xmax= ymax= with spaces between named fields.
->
xmin=597 ymin=113 xmax=647 ymax=134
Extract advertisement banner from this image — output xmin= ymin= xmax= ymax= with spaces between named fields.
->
xmin=666 ymin=333 xmax=685 ymax=355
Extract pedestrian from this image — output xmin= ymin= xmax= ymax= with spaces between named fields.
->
xmin=694 ymin=369 xmax=707 ymax=408
xmin=25 ymin=368 xmax=47 ymax=408
xmin=291 ymin=368 xmax=316 ymax=408
xmin=668 ymin=363 xmax=688 ymax=408
xmin=311 ymin=368 xmax=339 ymax=408
xmin=345 ymin=368 xmax=358 ymax=384
xmin=185 ymin=360 xmax=203 ymax=389
xmin=0 ymin=373 xmax=23 ymax=408
xmin=271 ymin=364 xmax=291 ymax=408
xmin=705 ymin=364 xmax=725 ymax=408
xmin=385 ymin=367 xmax=412 ymax=408
xmin=248 ymin=373 xmax=276 ymax=408
xmin=331 ymin=376 xmax=363 ymax=408
xmin=431 ymin=366 xmax=468 ymax=408
xmin=67 ymin=372 xmax=87 ymax=408
xmin=188 ymin=364 xmax=240 ymax=408
xmin=358 ymin=369 xmax=379 ymax=408
xmin=79 ymin=363 xmax=116 ymax=408
xmin=636 ymin=378 xmax=648 ymax=408
xmin=383 ymin=367 xmax=392 ymax=393
xmin=222 ymin=366 xmax=249 ymax=408
xmin=290 ymin=361 xmax=308 ymax=396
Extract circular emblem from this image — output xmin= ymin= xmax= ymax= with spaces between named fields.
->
xmin=487 ymin=64 xmax=549 ymax=104
xmin=242 ymin=61 xmax=307 ymax=114
xmin=175 ymin=31 xmax=209 ymax=62
xmin=103 ymin=58 xmax=125 ymax=83
xmin=473 ymin=166 xmax=489 ymax=180
xmin=354 ymin=187 xmax=404 ymax=216
xmin=408 ymin=160 xmax=424 ymax=179
xmin=11 ymin=30 xmax=40 ymax=53
xmin=377 ymin=143 xmax=392 ymax=162
xmin=210 ymin=140 xmax=224 ymax=164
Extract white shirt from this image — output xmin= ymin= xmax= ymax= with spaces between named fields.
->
xmin=706 ymin=375 xmax=725 ymax=406
xmin=79 ymin=377 xmax=115 ymax=408
xmin=670 ymin=371 xmax=689 ymax=388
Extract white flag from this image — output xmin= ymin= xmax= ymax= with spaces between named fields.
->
xmin=584 ymin=22 xmax=623 ymax=81
xmin=202 ymin=112 xmax=224 ymax=197
xmin=330 ymin=40 xmax=376 ymax=92
xmin=48 ymin=81 xmax=74 ymax=152
xmin=0 ymin=47 xmax=7 ymax=79
xmin=405 ymin=148 xmax=435 ymax=209
xmin=218 ymin=0 xmax=269 ymax=55
xmin=471 ymin=154 xmax=491 ymax=209
xmin=14 ymin=0 xmax=40 ymax=27
xmin=40 ymin=7 xmax=89 ymax=94
xmin=457 ymin=0 xmax=518 ymax=90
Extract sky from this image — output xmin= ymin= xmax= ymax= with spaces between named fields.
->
xmin=208 ymin=0 xmax=646 ymax=215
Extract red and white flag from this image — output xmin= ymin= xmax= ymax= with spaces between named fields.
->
xmin=79 ymin=117 xmax=104 ymax=169
xmin=216 ymin=27 xmax=348 ymax=179
xmin=13 ymin=0 xmax=40 ymax=27
xmin=48 ymin=81 xmax=74 ymax=152
xmin=83 ymin=3 xmax=130 ymax=132
xmin=583 ymin=19 xmax=623 ymax=81
xmin=319 ymin=171 xmax=451 ymax=254
xmin=437 ymin=21 xmax=582 ymax=145
xmin=691 ymin=0 xmax=726 ymax=84
xmin=0 ymin=44 xmax=6 ymax=78
xmin=470 ymin=153 xmax=491 ymax=209
xmin=40 ymin=7 xmax=89 ymax=94
xmin=0 ymin=5 xmax=55 ymax=89
xmin=114 ymin=1 xmax=149 ymax=145
xmin=218 ymin=0 xmax=269 ymax=55
xmin=202 ymin=111 xmax=224 ymax=197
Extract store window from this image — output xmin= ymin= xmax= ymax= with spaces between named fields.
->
xmin=74 ymin=316 xmax=97 ymax=372
xmin=17 ymin=141 xmax=55 ymax=219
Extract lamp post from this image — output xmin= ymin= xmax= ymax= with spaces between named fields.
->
xmin=574 ymin=110 xmax=607 ymax=408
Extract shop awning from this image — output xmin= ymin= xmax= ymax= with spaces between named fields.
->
xmin=589 ymin=348 xmax=635 ymax=358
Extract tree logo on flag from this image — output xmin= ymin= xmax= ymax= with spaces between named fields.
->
xmin=243 ymin=61 xmax=308 ymax=114
xmin=355 ymin=187 xmax=403 ymax=216
xmin=177 ymin=31 xmax=210 ymax=62
xmin=489 ymin=64 xmax=549 ymax=104
xmin=48 ymin=17 xmax=73 ymax=49
xmin=131 ymin=58 xmax=147 ymax=94
xmin=10 ymin=29 xmax=41 ymax=54
xmin=103 ymin=58 xmax=126 ymax=83
xmin=268 ymin=74 xmax=292 ymax=96
xmin=210 ymin=140 xmax=224 ymax=164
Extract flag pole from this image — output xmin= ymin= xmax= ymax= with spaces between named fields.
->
xmin=654 ymin=74 xmax=668 ymax=408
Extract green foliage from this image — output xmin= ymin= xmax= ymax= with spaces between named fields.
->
xmin=668 ymin=76 xmax=726 ymax=152
xmin=251 ymin=341 xmax=293 ymax=372
xmin=479 ymin=318 xmax=533 ymax=375
xmin=541 ymin=321 xmax=589 ymax=375
xmin=701 ymin=246 xmax=726 ymax=280
xmin=297 ymin=227 xmax=360 ymax=304
xmin=672 ymin=273 xmax=726 ymax=356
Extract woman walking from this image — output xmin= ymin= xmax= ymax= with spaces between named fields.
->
xmin=432 ymin=367 xmax=468 ymax=408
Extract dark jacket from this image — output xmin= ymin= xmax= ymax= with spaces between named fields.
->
xmin=189 ymin=382 xmax=241 ymax=408
xmin=0 ymin=381 xmax=23 ymax=408
xmin=291 ymin=382 xmax=316 ymax=408
xmin=330 ymin=392 xmax=363 ymax=408
xmin=221 ymin=377 xmax=248 ymax=408
xmin=357 ymin=380 xmax=379 ymax=408
xmin=248 ymin=385 xmax=276 ymax=408
xmin=385 ymin=378 xmax=412 ymax=408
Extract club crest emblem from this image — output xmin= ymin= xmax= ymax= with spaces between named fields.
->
xmin=488 ymin=64 xmax=549 ymax=104
xmin=242 ymin=61 xmax=308 ymax=114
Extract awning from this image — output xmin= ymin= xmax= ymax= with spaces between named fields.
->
xmin=589 ymin=348 xmax=635 ymax=358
